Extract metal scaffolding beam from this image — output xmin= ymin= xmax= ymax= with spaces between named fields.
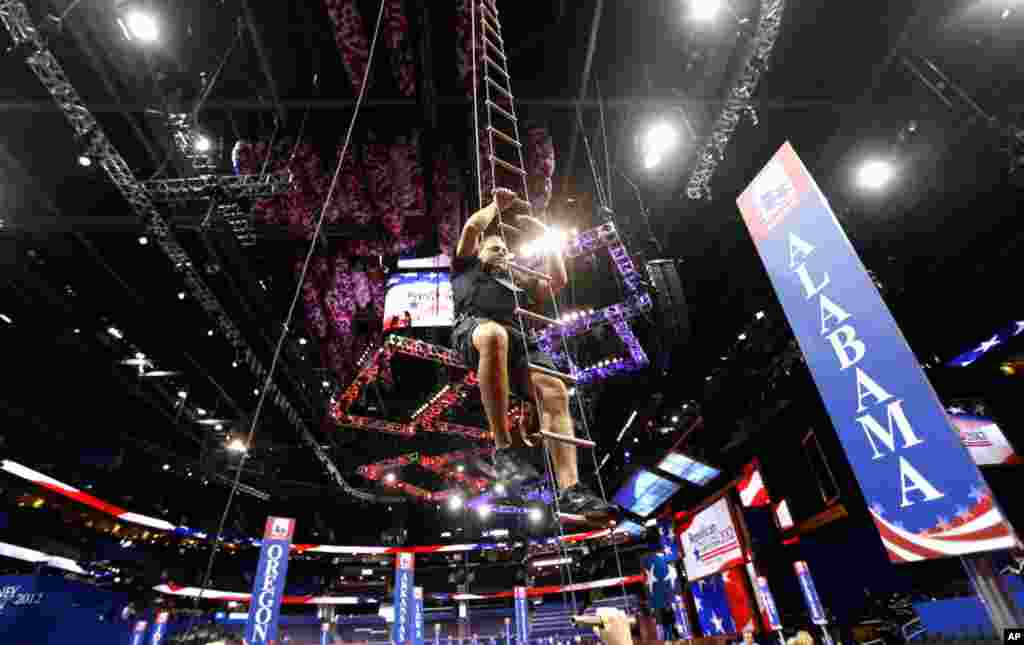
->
xmin=0 ymin=0 xmax=397 ymax=504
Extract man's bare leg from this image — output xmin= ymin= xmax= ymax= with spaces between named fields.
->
xmin=531 ymin=375 xmax=577 ymax=490
xmin=472 ymin=321 xmax=511 ymax=448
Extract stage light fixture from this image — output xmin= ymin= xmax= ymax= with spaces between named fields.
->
xmin=493 ymin=483 xmax=506 ymax=496
xmin=384 ymin=473 xmax=397 ymax=483
xmin=691 ymin=0 xmax=722 ymax=21
xmin=322 ymin=381 xmax=330 ymax=388
xmin=177 ymin=292 xmax=185 ymax=301
xmin=755 ymin=311 xmax=765 ymax=320
xmin=299 ymin=337 xmax=308 ymax=346
xmin=138 ymin=236 xmax=148 ymax=246
xmin=116 ymin=3 xmax=160 ymax=44
xmin=642 ymin=122 xmax=680 ymax=170
xmin=107 ymin=326 xmax=123 ymax=339
xmin=528 ymin=508 xmax=543 ymax=523
xmin=77 ymin=154 xmax=92 ymax=167
xmin=448 ymin=495 xmax=463 ymax=511
xmin=193 ymin=135 xmax=213 ymax=154
xmin=196 ymin=408 xmax=207 ymax=416
xmin=214 ymin=424 xmax=223 ymax=431
xmin=227 ymin=438 xmax=247 ymax=453
xmin=162 ymin=464 xmax=170 ymax=471
xmin=0 ymin=314 xmax=12 ymax=325
xmin=206 ymin=330 xmax=214 ymax=337
xmin=177 ymin=390 xmax=188 ymax=399
xmin=477 ymin=505 xmax=492 ymax=519
xmin=857 ymin=159 xmax=895 ymax=191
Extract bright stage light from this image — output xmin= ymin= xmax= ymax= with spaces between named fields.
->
xmin=384 ymin=473 xmax=397 ymax=483
xmin=521 ymin=228 xmax=568 ymax=258
xmin=226 ymin=438 xmax=247 ymax=453
xmin=77 ymin=155 xmax=92 ymax=167
xmin=528 ymin=507 xmax=543 ymax=523
xmin=493 ymin=483 xmax=506 ymax=496
xmin=193 ymin=135 xmax=213 ymax=154
xmin=477 ymin=505 xmax=492 ymax=519
xmin=641 ymin=122 xmax=680 ymax=170
xmin=857 ymin=160 xmax=894 ymax=191
xmin=691 ymin=0 xmax=722 ymax=21
xmin=118 ymin=9 xmax=159 ymax=43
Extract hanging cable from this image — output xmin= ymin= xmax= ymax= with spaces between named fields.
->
xmin=181 ymin=0 xmax=391 ymax=638
xmin=597 ymin=80 xmax=613 ymax=206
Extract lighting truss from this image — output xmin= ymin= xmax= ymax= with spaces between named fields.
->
xmin=686 ymin=0 xmax=785 ymax=200
xmin=0 ymin=0 xmax=392 ymax=504
xmin=167 ymin=112 xmax=216 ymax=174
xmin=142 ymin=173 xmax=293 ymax=203
xmin=213 ymin=201 xmax=256 ymax=248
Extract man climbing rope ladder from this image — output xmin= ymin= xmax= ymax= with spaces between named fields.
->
xmin=451 ymin=187 xmax=614 ymax=521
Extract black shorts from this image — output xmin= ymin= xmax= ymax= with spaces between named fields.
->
xmin=452 ymin=315 xmax=559 ymax=399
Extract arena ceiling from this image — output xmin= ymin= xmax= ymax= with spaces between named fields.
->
xmin=0 ymin=0 xmax=1021 ymax=551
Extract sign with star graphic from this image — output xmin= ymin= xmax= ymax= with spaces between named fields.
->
xmin=737 ymin=143 xmax=1018 ymax=563
xmin=680 ymin=498 xmax=744 ymax=580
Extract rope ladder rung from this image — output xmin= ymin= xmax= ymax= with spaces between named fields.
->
xmin=489 ymin=154 xmax=526 ymax=176
xmin=513 ymin=306 xmax=563 ymax=326
xmin=539 ymin=430 xmax=594 ymax=448
xmin=486 ymin=76 xmax=514 ymax=102
xmin=483 ymin=55 xmax=509 ymax=78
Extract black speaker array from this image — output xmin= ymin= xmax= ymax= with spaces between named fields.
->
xmin=645 ymin=259 xmax=692 ymax=372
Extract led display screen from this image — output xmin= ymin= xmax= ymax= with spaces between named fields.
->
xmin=656 ymin=452 xmax=720 ymax=486
xmin=612 ymin=469 xmax=681 ymax=517
xmin=383 ymin=272 xmax=454 ymax=330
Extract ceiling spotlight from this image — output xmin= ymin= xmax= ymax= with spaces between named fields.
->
xmin=856 ymin=159 xmax=895 ymax=191
xmin=214 ymin=424 xmax=223 ymax=431
xmin=738 ymin=333 xmax=747 ymax=341
xmin=177 ymin=390 xmax=188 ymax=399
xmin=231 ymin=361 xmax=239 ymax=368
xmin=298 ymin=338 xmax=308 ymax=346
xmin=456 ymin=465 xmax=465 ymax=473
xmin=107 ymin=326 xmax=123 ymax=339
xmin=642 ymin=121 xmax=680 ymax=170
xmin=384 ymin=473 xmax=397 ymax=483
xmin=196 ymin=408 xmax=207 ymax=416
xmin=672 ymin=416 xmax=679 ymax=423
xmin=755 ymin=311 xmax=765 ymax=320
xmin=322 ymin=381 xmax=330 ymax=388
xmin=117 ymin=5 xmax=160 ymax=44
xmin=206 ymin=330 xmax=214 ymax=337
xmin=477 ymin=505 xmax=492 ymax=519
xmin=193 ymin=135 xmax=213 ymax=154
xmin=448 ymin=495 xmax=463 ymax=511
xmin=177 ymin=292 xmax=186 ymax=301
xmin=253 ymin=388 xmax=259 ymax=396
xmin=138 ymin=236 xmax=148 ymax=246
xmin=77 ymin=155 xmax=92 ymax=167
xmin=528 ymin=507 xmax=543 ymax=523
xmin=162 ymin=464 xmax=170 ymax=471
xmin=691 ymin=0 xmax=722 ymax=21
xmin=0 ymin=314 xmax=12 ymax=325
xmin=227 ymin=438 xmax=247 ymax=454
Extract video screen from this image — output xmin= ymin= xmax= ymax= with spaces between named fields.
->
xmin=383 ymin=271 xmax=454 ymax=330
xmin=616 ymin=520 xmax=646 ymax=537
xmin=656 ymin=452 xmax=719 ymax=486
xmin=612 ymin=468 xmax=682 ymax=517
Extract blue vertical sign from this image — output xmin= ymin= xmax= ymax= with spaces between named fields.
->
xmin=737 ymin=143 xmax=1017 ymax=563
xmin=393 ymin=552 xmax=416 ymax=645
xmin=320 ymin=621 xmax=331 ymax=645
xmin=150 ymin=611 xmax=168 ymax=645
xmin=504 ymin=617 xmax=512 ymax=645
xmin=793 ymin=561 xmax=827 ymax=626
xmin=672 ymin=594 xmax=693 ymax=640
xmin=244 ymin=517 xmax=296 ymax=645
xmin=130 ymin=620 xmax=147 ymax=645
xmin=755 ymin=577 xmax=783 ymax=631
xmin=514 ymin=586 xmax=529 ymax=645
xmin=415 ymin=586 xmax=425 ymax=645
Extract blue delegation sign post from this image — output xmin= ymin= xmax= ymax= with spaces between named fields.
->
xmin=244 ymin=517 xmax=296 ymax=645
xmin=738 ymin=142 xmax=1022 ymax=630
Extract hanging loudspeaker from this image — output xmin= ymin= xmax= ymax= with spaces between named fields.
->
xmin=645 ymin=259 xmax=691 ymax=372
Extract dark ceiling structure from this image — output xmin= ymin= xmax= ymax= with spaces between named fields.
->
xmin=0 ymin=0 xmax=1021 ymax=568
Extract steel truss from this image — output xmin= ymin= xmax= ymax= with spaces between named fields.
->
xmin=686 ymin=0 xmax=784 ymax=200
xmin=0 ymin=0 xmax=392 ymax=503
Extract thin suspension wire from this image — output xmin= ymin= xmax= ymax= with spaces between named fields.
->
xmin=597 ymin=80 xmax=613 ymax=206
xmin=183 ymin=0 xmax=389 ymax=634
xmin=576 ymin=106 xmax=609 ymax=210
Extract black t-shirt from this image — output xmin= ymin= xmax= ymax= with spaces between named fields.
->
xmin=451 ymin=256 xmax=534 ymax=324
